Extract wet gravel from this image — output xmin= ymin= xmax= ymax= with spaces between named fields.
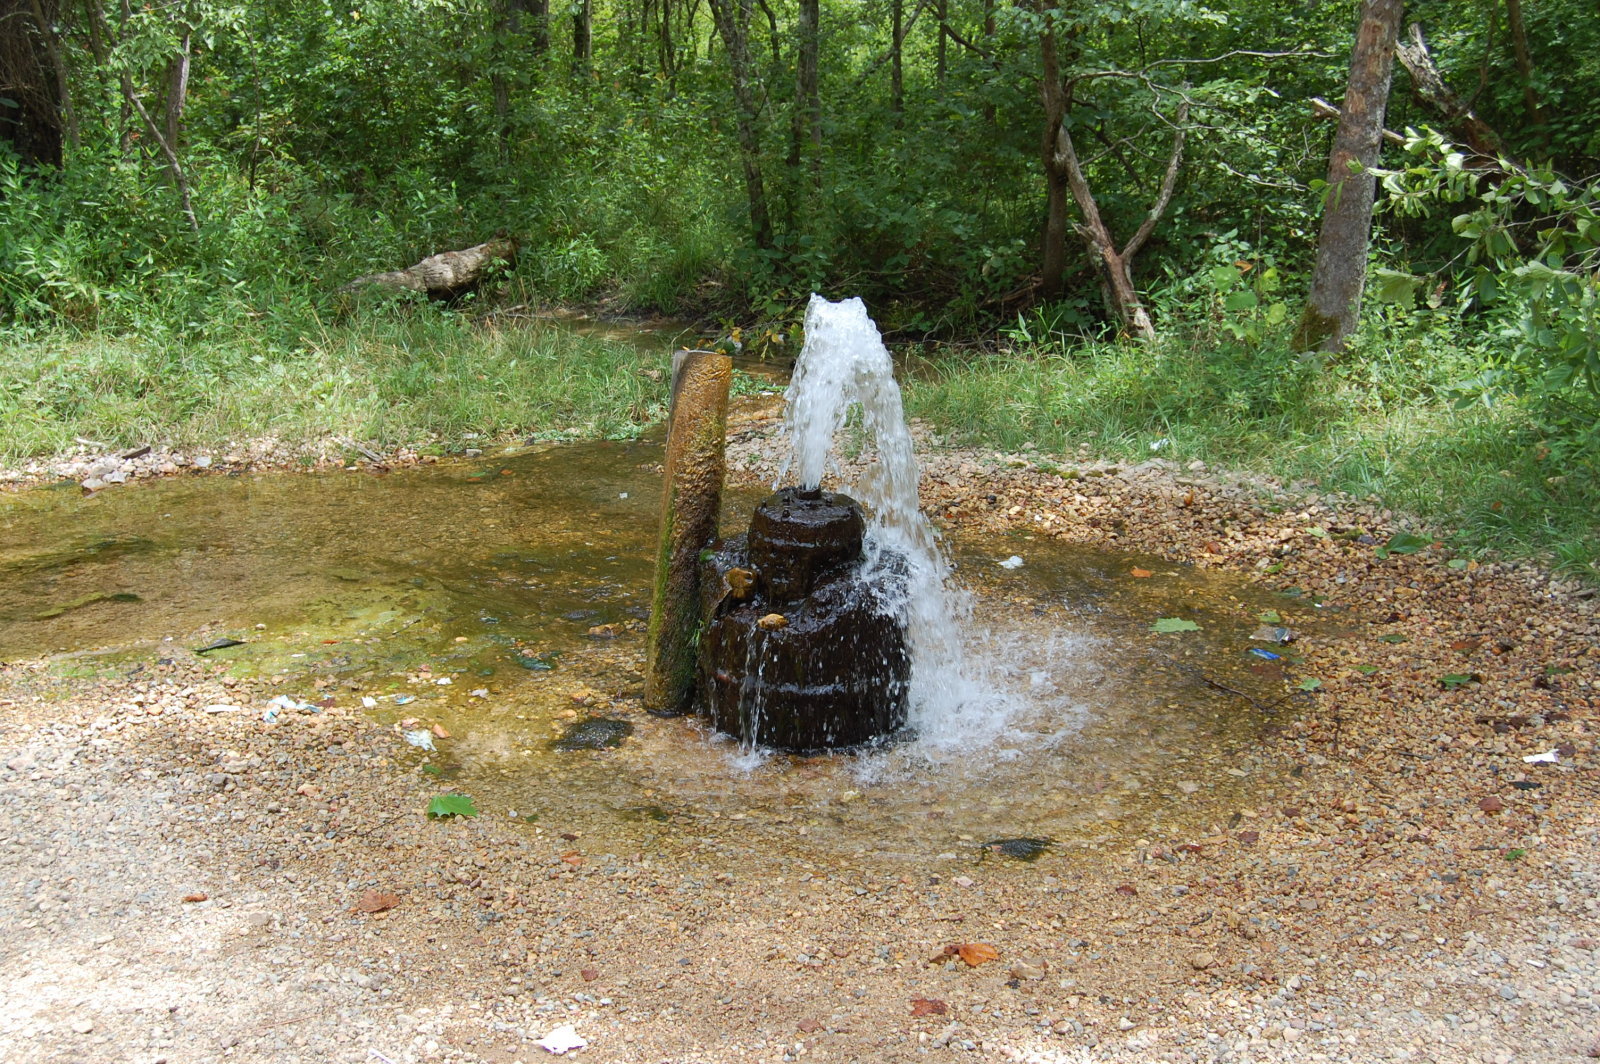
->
xmin=2 ymin=415 xmax=1597 ymax=1063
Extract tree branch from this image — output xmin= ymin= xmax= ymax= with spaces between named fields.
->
xmin=1310 ymin=96 xmax=1404 ymax=146
xmin=1122 ymin=97 xmax=1189 ymax=261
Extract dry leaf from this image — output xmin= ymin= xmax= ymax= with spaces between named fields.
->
xmin=560 ymin=850 xmax=584 ymax=866
xmin=1130 ymin=567 xmax=1153 ymax=578
xmin=581 ymin=968 xmax=599 ymax=982
xmin=431 ymin=723 xmax=451 ymax=739
xmin=797 ymin=1018 xmax=822 ymax=1033
xmin=182 ymin=892 xmax=208 ymax=903
xmin=355 ymin=890 xmax=401 ymax=913
xmin=910 ymin=998 xmax=949 ymax=1017
xmin=956 ymin=942 xmax=1000 ymax=967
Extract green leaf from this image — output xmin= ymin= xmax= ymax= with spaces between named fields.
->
xmin=1297 ymin=677 xmax=1322 ymax=691
xmin=426 ymin=793 xmax=479 ymax=819
xmin=1447 ymin=558 xmax=1468 ymax=570
xmin=1374 ymin=269 xmax=1423 ymax=304
xmin=1379 ymin=634 xmax=1408 ymax=644
xmin=1151 ymin=618 xmax=1201 ymax=633
xmin=1376 ymin=532 xmax=1430 ymax=558
xmin=1208 ymin=264 xmax=1241 ymax=289
xmin=1306 ymin=526 xmax=1327 ymax=539
xmin=1502 ymin=848 xmax=1526 ymax=862
xmin=1354 ymin=665 xmax=1380 ymax=676
xmin=1257 ymin=610 xmax=1282 ymax=624
xmin=1223 ymin=289 xmax=1259 ymax=312
xmin=1438 ymin=673 xmax=1477 ymax=689
xmin=422 ymin=763 xmax=442 ymax=777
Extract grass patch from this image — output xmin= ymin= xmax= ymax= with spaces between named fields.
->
xmin=0 ymin=309 xmax=672 ymax=460
xmin=903 ymin=330 xmax=1599 ymax=580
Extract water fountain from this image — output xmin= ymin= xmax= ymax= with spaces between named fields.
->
xmin=650 ymin=294 xmax=962 ymax=753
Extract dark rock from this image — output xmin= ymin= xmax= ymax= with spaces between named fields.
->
xmin=981 ymin=837 xmax=1052 ymax=861
xmin=194 ymin=638 xmax=246 ymax=654
xmin=550 ymin=718 xmax=633 ymax=751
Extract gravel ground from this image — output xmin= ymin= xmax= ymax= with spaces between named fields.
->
xmin=2 ymin=411 xmax=1597 ymax=1064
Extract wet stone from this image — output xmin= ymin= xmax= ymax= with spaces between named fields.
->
xmin=981 ymin=837 xmax=1053 ymax=861
xmin=550 ymin=717 xmax=634 ymax=751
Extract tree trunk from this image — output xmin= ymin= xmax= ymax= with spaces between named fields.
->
xmin=935 ymin=0 xmax=947 ymax=84
xmin=789 ymin=0 xmax=820 ymax=178
xmin=1051 ymin=105 xmax=1185 ymax=341
xmin=1 ymin=0 xmax=65 ymax=169
xmin=1293 ymin=0 xmax=1403 ymax=354
xmin=1038 ymin=23 xmax=1072 ymax=298
xmin=1503 ymin=0 xmax=1547 ymax=150
xmin=163 ymin=29 xmax=191 ymax=155
xmin=890 ymin=0 xmax=904 ymax=116
xmin=530 ymin=0 xmax=549 ymax=54
xmin=572 ymin=0 xmax=592 ymax=75
xmin=708 ymin=0 xmax=773 ymax=251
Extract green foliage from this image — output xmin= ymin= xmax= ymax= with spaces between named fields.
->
xmin=1375 ymin=130 xmax=1600 ymax=401
xmin=1151 ymin=618 xmax=1202 ymax=633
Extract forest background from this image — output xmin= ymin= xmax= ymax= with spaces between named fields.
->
xmin=2 ymin=0 xmax=1598 ymax=577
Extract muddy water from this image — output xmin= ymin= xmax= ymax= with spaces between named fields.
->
xmin=0 ymin=446 xmax=1307 ymax=868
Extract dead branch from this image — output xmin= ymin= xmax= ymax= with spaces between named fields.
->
xmin=340 ymin=237 xmax=519 ymax=300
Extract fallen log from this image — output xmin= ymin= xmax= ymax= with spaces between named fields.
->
xmin=340 ymin=236 xmax=518 ymax=300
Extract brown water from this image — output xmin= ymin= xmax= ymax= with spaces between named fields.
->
xmin=0 ymin=445 xmax=1306 ymax=869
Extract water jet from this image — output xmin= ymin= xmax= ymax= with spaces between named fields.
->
xmin=647 ymin=295 xmax=958 ymax=753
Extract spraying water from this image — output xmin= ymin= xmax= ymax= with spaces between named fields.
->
xmin=776 ymin=295 xmax=1029 ymax=757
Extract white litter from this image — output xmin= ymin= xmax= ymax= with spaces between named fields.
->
xmin=435 ymin=677 xmax=453 ymax=686
xmin=1522 ymin=749 xmax=1560 ymax=764
xmin=203 ymin=703 xmax=244 ymax=714
xmin=999 ymin=555 xmax=1024 ymax=569
xmin=469 ymin=688 xmax=489 ymax=699
xmin=361 ymin=696 xmax=377 ymax=708
xmin=535 ymin=1025 xmax=586 ymax=1054
xmin=403 ymin=730 xmax=436 ymax=751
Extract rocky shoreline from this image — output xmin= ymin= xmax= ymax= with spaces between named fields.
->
xmin=2 ymin=411 xmax=1597 ymax=1064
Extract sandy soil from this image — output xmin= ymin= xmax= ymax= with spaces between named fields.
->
xmin=2 ymin=407 xmax=1597 ymax=1064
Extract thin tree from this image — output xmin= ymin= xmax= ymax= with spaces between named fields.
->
xmin=1293 ymin=0 xmax=1403 ymax=354
xmin=1037 ymin=5 xmax=1189 ymax=339
xmin=788 ymin=0 xmax=820 ymax=180
xmin=1502 ymin=0 xmax=1547 ymax=152
xmin=708 ymin=0 xmax=773 ymax=250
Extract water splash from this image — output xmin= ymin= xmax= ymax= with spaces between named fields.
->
xmin=776 ymin=295 xmax=1048 ymax=762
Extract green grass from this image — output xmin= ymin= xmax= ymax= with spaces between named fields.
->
xmin=902 ymin=330 xmax=1600 ymax=581
xmin=0 ymin=309 xmax=673 ymax=460
xmin=4 ymin=305 xmax=1596 ymax=582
